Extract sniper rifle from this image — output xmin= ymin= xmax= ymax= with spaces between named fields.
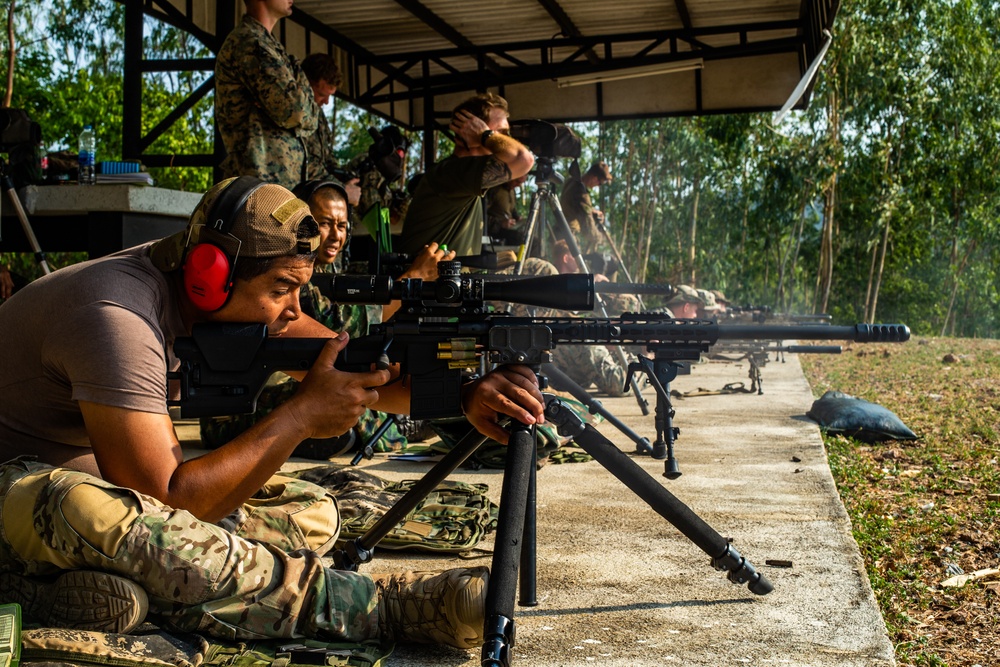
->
xmin=168 ymin=264 xmax=910 ymax=420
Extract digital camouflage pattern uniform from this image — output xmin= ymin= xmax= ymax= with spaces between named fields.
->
xmin=216 ymin=15 xmax=319 ymax=190
xmin=200 ymin=265 xmax=407 ymax=455
xmin=346 ymin=153 xmax=411 ymax=241
xmin=304 ymin=111 xmax=341 ymax=183
xmin=0 ymin=458 xmax=381 ymax=641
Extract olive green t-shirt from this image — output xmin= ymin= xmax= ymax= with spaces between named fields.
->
xmin=398 ymin=154 xmax=491 ymax=257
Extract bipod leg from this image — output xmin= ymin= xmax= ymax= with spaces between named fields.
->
xmin=541 ymin=362 xmax=652 ymax=455
xmin=482 ymin=422 xmax=536 ymax=667
xmin=349 ymin=413 xmax=398 ymax=465
xmin=519 ymin=428 xmax=538 ymax=607
xmin=544 ymin=397 xmax=773 ymax=596
xmin=330 ymin=427 xmax=488 ymax=571
xmin=748 ymin=357 xmax=763 ymax=395
xmin=628 ymin=357 xmax=681 ymax=478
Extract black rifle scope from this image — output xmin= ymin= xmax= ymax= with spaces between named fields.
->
xmin=311 ymin=262 xmax=595 ymax=312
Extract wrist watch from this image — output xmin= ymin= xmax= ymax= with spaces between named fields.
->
xmin=480 ymin=129 xmax=495 ymax=147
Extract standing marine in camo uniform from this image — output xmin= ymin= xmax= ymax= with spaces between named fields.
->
xmin=215 ymin=1 xmax=318 ymax=190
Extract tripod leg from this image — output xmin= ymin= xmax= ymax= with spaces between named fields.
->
xmin=542 ymin=362 xmax=652 ymax=454
xmin=511 ymin=188 xmax=546 ymax=276
xmin=482 ymin=424 xmax=535 ymax=667
xmin=596 ymin=222 xmax=645 ymax=311
xmin=545 ymin=398 xmax=773 ymax=596
xmin=3 ymin=175 xmax=51 ymax=275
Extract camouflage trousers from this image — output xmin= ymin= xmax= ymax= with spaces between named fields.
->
xmin=550 ymin=344 xmax=627 ymax=397
xmin=200 ymin=376 xmax=407 ymax=455
xmin=0 ymin=458 xmax=379 ymax=642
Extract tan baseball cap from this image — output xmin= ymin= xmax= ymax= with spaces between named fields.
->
xmin=150 ymin=177 xmax=320 ymax=271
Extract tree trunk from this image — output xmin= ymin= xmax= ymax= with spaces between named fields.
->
xmin=620 ymin=134 xmax=636 ymax=247
xmin=863 ymin=240 xmax=878 ymax=321
xmin=868 ymin=214 xmax=891 ymax=322
xmin=815 ymin=88 xmax=840 ymax=314
xmin=4 ymin=1 xmax=15 ymax=107
xmin=941 ymin=240 xmax=977 ymax=336
xmin=688 ymin=173 xmax=700 ymax=285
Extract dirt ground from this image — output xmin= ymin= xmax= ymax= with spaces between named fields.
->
xmin=261 ymin=352 xmax=898 ymax=666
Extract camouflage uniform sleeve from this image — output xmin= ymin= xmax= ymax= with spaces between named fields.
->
xmin=304 ymin=281 xmax=344 ymax=331
xmin=242 ymin=37 xmax=318 ymax=135
xmin=304 ymin=113 xmax=340 ymax=182
xmin=559 ymin=178 xmax=590 ymax=236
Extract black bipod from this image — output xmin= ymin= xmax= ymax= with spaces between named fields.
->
xmin=541 ymin=362 xmax=653 ymax=455
xmin=626 ymin=354 xmax=693 ymax=479
xmin=349 ymin=413 xmax=399 ymax=465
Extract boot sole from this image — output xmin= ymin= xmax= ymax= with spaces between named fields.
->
xmin=0 ymin=570 xmax=149 ymax=634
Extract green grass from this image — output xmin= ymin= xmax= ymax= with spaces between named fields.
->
xmin=801 ymin=337 xmax=1000 ymax=667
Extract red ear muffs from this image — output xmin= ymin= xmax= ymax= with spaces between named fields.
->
xmin=183 ymin=242 xmax=233 ymax=311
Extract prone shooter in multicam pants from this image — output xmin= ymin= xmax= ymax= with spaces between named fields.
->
xmin=498 ymin=257 xmax=629 ymax=397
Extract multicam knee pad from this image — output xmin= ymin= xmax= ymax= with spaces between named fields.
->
xmin=216 ymin=475 xmax=340 ymax=556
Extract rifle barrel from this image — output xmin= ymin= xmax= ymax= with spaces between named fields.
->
xmin=716 ymin=323 xmax=910 ymax=343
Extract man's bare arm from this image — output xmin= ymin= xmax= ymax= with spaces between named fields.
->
xmin=451 ymin=110 xmax=535 ymax=180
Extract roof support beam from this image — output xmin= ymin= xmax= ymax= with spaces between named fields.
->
xmin=393 ymin=0 xmax=505 ymax=77
xmin=534 ymin=0 xmax=600 ymax=65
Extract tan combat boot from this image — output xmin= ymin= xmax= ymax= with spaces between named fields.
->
xmin=0 ymin=569 xmax=149 ymax=634
xmin=373 ymin=566 xmax=488 ymax=649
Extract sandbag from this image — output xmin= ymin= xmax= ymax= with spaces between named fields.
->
xmin=807 ymin=390 xmax=917 ymax=443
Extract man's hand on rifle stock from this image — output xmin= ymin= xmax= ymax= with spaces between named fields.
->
xmin=286 ymin=331 xmax=393 ymax=439
xmin=461 ymin=365 xmax=546 ymax=444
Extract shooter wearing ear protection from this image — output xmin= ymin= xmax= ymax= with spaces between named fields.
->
xmin=200 ymin=179 xmax=456 ymax=459
xmin=0 ymin=176 xmax=546 ymax=647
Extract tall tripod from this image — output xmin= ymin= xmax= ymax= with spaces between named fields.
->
xmin=510 ymin=158 xmax=649 ymax=415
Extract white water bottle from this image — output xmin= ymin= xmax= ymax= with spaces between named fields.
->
xmin=78 ymin=125 xmax=96 ymax=185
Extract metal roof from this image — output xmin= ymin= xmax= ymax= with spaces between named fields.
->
xmin=124 ymin=0 xmax=838 ymax=169
xmin=142 ymin=0 xmax=840 ymax=133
